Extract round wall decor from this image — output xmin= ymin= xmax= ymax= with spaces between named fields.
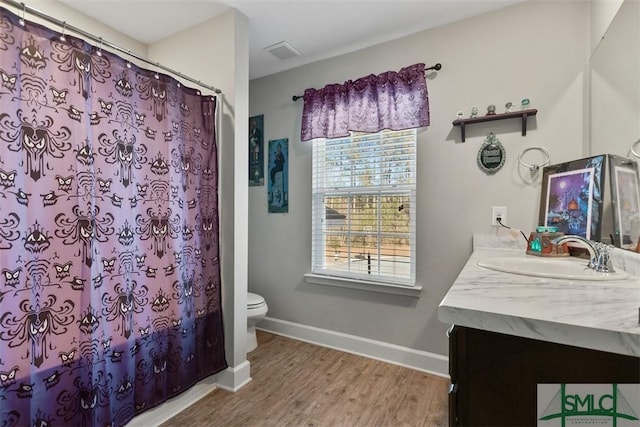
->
xmin=477 ymin=132 xmax=505 ymax=175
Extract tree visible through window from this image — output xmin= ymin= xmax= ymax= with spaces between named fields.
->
xmin=311 ymin=129 xmax=416 ymax=286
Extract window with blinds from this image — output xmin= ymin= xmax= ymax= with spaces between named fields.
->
xmin=311 ymin=129 xmax=416 ymax=286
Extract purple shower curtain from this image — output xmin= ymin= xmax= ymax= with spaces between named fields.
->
xmin=0 ymin=6 xmax=226 ymax=426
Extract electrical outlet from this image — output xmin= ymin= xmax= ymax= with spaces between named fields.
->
xmin=491 ymin=206 xmax=507 ymax=227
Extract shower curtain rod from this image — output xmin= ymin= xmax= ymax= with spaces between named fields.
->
xmin=291 ymin=62 xmax=441 ymax=101
xmin=1 ymin=0 xmax=222 ymax=94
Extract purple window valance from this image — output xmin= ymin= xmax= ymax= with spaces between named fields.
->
xmin=300 ymin=63 xmax=430 ymax=141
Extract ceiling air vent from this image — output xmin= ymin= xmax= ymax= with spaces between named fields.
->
xmin=264 ymin=41 xmax=302 ymax=60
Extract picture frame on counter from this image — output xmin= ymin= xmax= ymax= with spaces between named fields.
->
xmin=538 ymin=155 xmax=605 ymax=240
xmin=609 ymin=154 xmax=640 ymax=250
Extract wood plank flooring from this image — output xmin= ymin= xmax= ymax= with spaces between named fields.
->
xmin=162 ymin=330 xmax=449 ymax=427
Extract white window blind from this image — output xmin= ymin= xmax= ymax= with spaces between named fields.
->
xmin=311 ymin=129 xmax=416 ymax=286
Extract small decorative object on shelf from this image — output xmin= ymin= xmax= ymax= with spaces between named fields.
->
xmin=521 ymin=98 xmax=531 ymax=110
xmin=505 ymin=101 xmax=513 ymax=113
xmin=470 ymin=107 xmax=478 ymax=118
xmin=477 ymin=132 xmax=505 ymax=175
xmin=486 ymin=104 xmax=496 ymax=115
xmin=457 ymin=111 xmax=465 ymax=120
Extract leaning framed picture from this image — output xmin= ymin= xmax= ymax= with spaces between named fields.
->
xmin=609 ymin=155 xmax=640 ymax=249
xmin=538 ymin=155 xmax=605 ymax=240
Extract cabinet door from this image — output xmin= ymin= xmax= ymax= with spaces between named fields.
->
xmin=447 ymin=326 xmax=467 ymax=427
xmin=453 ymin=326 xmax=640 ymax=426
xmin=447 ymin=326 xmax=457 ymax=426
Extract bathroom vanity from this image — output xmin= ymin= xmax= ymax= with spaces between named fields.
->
xmin=438 ymin=237 xmax=640 ymax=426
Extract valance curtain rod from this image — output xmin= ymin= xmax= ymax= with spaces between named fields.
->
xmin=1 ymin=0 xmax=222 ymax=94
xmin=291 ymin=62 xmax=441 ymax=101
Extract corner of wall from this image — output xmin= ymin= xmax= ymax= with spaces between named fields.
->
xmin=590 ymin=0 xmax=624 ymax=54
xmin=215 ymin=361 xmax=252 ymax=392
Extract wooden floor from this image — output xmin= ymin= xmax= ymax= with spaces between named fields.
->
xmin=162 ymin=330 xmax=449 ymax=427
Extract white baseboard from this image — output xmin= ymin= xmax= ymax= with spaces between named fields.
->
xmin=257 ymin=317 xmax=449 ymax=378
xmin=126 ymin=362 xmax=252 ymax=426
xmin=215 ymin=360 xmax=252 ymax=392
xmin=126 ymin=374 xmax=218 ymax=427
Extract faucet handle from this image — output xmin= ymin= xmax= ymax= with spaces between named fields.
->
xmin=593 ymin=242 xmax=615 ymax=273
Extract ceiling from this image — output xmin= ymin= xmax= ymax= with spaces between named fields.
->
xmin=57 ymin=0 xmax=525 ymax=80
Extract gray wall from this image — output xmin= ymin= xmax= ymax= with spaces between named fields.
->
xmin=590 ymin=0 xmax=640 ymax=158
xmin=590 ymin=0 xmax=624 ymax=54
xmin=248 ymin=1 xmax=589 ymax=357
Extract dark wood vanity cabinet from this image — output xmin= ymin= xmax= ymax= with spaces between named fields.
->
xmin=448 ymin=326 xmax=639 ymax=426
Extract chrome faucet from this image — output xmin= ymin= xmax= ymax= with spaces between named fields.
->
xmin=551 ymin=235 xmax=615 ymax=273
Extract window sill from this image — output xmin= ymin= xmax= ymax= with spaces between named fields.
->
xmin=304 ymin=273 xmax=422 ymax=298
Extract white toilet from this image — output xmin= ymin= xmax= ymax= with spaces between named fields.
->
xmin=246 ymin=292 xmax=268 ymax=352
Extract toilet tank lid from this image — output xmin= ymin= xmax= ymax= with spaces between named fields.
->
xmin=247 ymin=292 xmax=265 ymax=307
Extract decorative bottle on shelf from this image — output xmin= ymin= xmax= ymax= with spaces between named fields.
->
xmin=505 ymin=102 xmax=513 ymax=113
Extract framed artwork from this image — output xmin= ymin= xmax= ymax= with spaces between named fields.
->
xmin=268 ymin=138 xmax=288 ymax=213
xmin=539 ymin=155 xmax=605 ymax=240
xmin=249 ymin=115 xmax=264 ymax=186
xmin=609 ymin=155 xmax=640 ymax=249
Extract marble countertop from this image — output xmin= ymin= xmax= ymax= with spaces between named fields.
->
xmin=438 ymin=235 xmax=640 ymax=357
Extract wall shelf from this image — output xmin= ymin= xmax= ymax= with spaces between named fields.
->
xmin=452 ymin=108 xmax=538 ymax=142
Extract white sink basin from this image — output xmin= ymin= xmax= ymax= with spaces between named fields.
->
xmin=477 ymin=256 xmax=629 ymax=281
